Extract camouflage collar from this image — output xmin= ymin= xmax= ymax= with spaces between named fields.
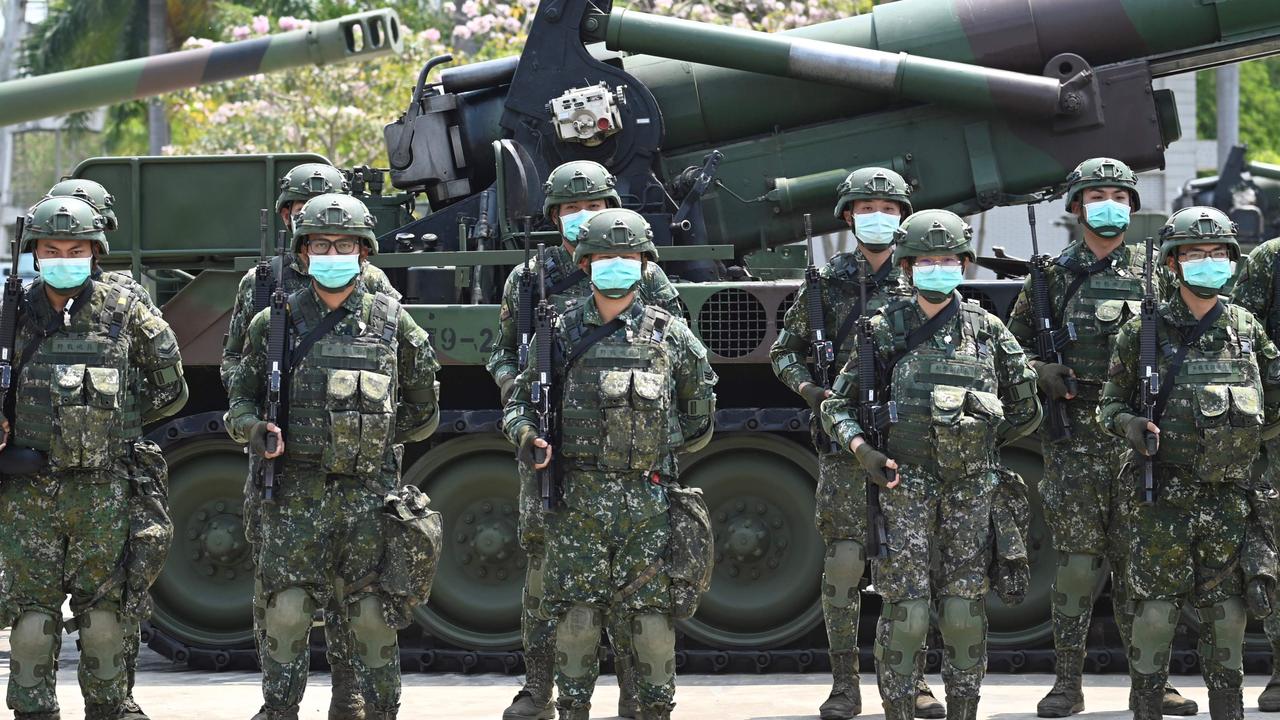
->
xmin=828 ymin=248 xmax=899 ymax=283
xmin=299 ymin=279 xmax=367 ymax=317
xmin=582 ymin=294 xmax=643 ymax=327
xmin=1160 ymin=296 xmax=1222 ymax=328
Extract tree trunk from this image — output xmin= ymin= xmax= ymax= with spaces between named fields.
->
xmin=147 ymin=0 xmax=170 ymax=155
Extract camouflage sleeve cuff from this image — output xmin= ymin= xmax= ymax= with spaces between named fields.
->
xmin=506 ymin=420 xmax=537 ymax=448
xmin=225 ymin=406 xmax=262 ymax=445
xmin=403 ymin=384 xmax=438 ymax=404
xmin=777 ymin=363 xmax=815 ymax=395
xmin=396 ymin=403 xmax=440 ymax=444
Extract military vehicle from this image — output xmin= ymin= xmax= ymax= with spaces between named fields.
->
xmin=10 ymin=0 xmax=1280 ymax=677
xmin=1176 ymin=144 xmax=1280 ymax=248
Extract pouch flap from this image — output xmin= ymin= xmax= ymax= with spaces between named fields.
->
xmin=358 ymin=370 xmax=393 ymax=405
xmin=965 ymin=389 xmax=1005 ymax=418
xmin=327 ymin=369 xmax=359 ymax=402
xmin=1229 ymin=385 xmax=1262 ymax=418
xmin=55 ymin=363 xmax=87 ymax=390
xmin=600 ymin=370 xmax=631 ymax=401
xmin=85 ymin=367 xmax=120 ymax=397
xmin=931 ymin=385 xmax=966 ymax=413
xmin=631 ymin=370 xmax=665 ymax=402
xmin=1125 ymin=300 xmax=1144 ymax=316
xmin=1196 ymin=384 xmax=1230 ymax=418
xmin=1095 ymin=300 xmax=1125 ymax=322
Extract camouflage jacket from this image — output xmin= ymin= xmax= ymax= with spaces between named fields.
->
xmin=486 ymin=243 xmax=683 ymax=392
xmin=1099 ymin=296 xmax=1280 ymax=481
xmin=503 ymin=296 xmax=717 ymax=478
xmin=99 ymin=269 xmax=161 ymax=316
xmin=221 ymin=255 xmax=399 ymax=389
xmin=1008 ymin=240 xmax=1159 ymax=392
xmin=821 ymin=296 xmax=1041 ymax=478
xmin=1230 ymin=236 xmax=1280 ymax=344
xmin=226 ymin=284 xmax=440 ymax=470
xmin=770 ymin=249 xmax=909 ymax=395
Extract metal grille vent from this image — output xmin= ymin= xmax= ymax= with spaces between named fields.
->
xmin=696 ymin=288 xmax=767 ymax=358
xmin=958 ymin=287 xmax=999 ymax=316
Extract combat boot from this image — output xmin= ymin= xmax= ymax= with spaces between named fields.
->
xmin=504 ymin=653 xmax=555 ymax=720
xmin=364 ymin=707 xmax=398 ymax=720
xmin=1207 ymin=688 xmax=1243 ymax=720
xmin=1036 ymin=654 xmax=1085 ymax=718
xmin=636 ymin=703 xmax=674 ymax=720
xmin=882 ymin=696 xmax=916 ymax=720
xmin=616 ymin=651 xmax=639 ymax=718
xmin=555 ymin=701 xmax=590 ymax=720
xmin=15 ymin=713 xmax=59 ymax=720
xmin=819 ymin=651 xmax=861 ymax=719
xmin=116 ymin=697 xmax=150 ymax=720
xmin=1163 ymin=682 xmax=1200 ymax=716
xmin=86 ymin=703 xmax=123 ymax=720
xmin=1259 ymin=669 xmax=1280 ymax=711
xmin=329 ymin=662 xmax=367 ymax=720
xmin=1130 ymin=674 xmax=1165 ymax=720
xmin=944 ymin=695 xmax=979 ymax=720
xmin=250 ymin=705 xmax=300 ymax=720
xmin=915 ymin=680 xmax=945 ymax=719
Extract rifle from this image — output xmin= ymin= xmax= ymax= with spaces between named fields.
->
xmin=531 ymin=243 xmax=560 ymax=509
xmin=803 ymin=213 xmax=837 ymax=452
xmin=855 ymin=254 xmax=895 ymax=559
xmin=1138 ymin=235 xmax=1160 ymax=505
xmin=261 ymin=228 xmax=290 ymax=502
xmin=516 ymin=216 xmax=535 ymax=370
xmin=0 ymin=217 xmax=23 ymax=433
xmin=251 ymin=209 xmax=273 ymax=315
xmin=1027 ymin=204 xmax=1077 ymax=443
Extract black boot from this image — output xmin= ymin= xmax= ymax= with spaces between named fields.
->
xmin=1260 ymin=670 xmax=1280 ymax=712
xmin=250 ymin=705 xmax=300 ymax=720
xmin=915 ymin=680 xmax=945 ymax=719
xmin=1207 ymin=688 xmax=1243 ymax=720
xmin=1163 ymin=682 xmax=1200 ymax=716
xmin=820 ymin=651 xmax=862 ymax=719
xmin=1036 ymin=650 xmax=1085 ymax=718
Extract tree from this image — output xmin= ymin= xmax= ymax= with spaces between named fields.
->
xmin=1197 ymin=59 xmax=1280 ymax=165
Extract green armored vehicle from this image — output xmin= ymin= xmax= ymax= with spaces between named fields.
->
xmin=12 ymin=0 xmax=1280 ymax=676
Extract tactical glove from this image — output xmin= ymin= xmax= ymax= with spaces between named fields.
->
xmin=992 ymin=559 xmax=1029 ymax=606
xmin=1248 ymin=577 xmax=1276 ymax=620
xmin=1122 ymin=415 xmax=1158 ymax=456
xmin=854 ymin=442 xmax=895 ymax=487
xmin=1035 ymin=362 xmax=1077 ymax=400
xmin=799 ymin=383 xmax=828 ymax=415
xmin=249 ymin=421 xmax=274 ymax=457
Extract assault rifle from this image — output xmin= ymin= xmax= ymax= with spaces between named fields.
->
xmin=856 ymin=255 xmax=895 ymax=559
xmin=1138 ymin=235 xmax=1159 ymax=504
xmin=531 ymin=243 xmax=560 ymax=509
xmin=251 ymin=209 xmax=273 ymax=314
xmin=516 ymin=216 xmax=535 ymax=370
xmin=803 ymin=213 xmax=837 ymax=452
xmin=0 ymin=217 xmax=23 ymax=417
xmin=261 ymin=227 xmax=290 ymax=502
xmin=1027 ymin=204 xmax=1077 ymax=443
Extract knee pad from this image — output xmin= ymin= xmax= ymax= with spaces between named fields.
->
xmin=1199 ymin=598 xmax=1247 ymax=674
xmin=938 ymin=596 xmax=986 ymax=671
xmin=1053 ymin=552 xmax=1102 ymax=618
xmin=631 ymin=613 xmax=676 ymax=689
xmin=78 ymin=609 xmax=125 ymax=682
xmin=264 ymin=587 xmax=315 ymax=665
xmin=10 ymin=611 xmax=59 ymax=688
xmin=1130 ymin=600 xmax=1179 ymax=675
xmin=876 ymin=599 xmax=929 ymax=677
xmin=525 ymin=554 xmax=550 ymax=621
xmin=555 ymin=604 xmax=602 ymax=680
xmin=348 ymin=596 xmax=398 ymax=670
xmin=823 ymin=540 xmax=865 ymax=610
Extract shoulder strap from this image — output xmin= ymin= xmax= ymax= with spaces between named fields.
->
xmin=831 ymin=261 xmax=896 ymax=352
xmin=565 ymin=318 xmax=626 ymax=368
xmin=289 ymin=306 xmax=352 ymax=372
xmin=1054 ymin=254 xmax=1113 ymax=325
xmin=1151 ymin=300 xmax=1225 ymax=423
xmin=100 ymin=284 xmax=135 ymax=341
xmin=547 ymin=268 xmax=588 ymax=298
xmin=639 ymin=305 xmax=672 ymax=344
xmin=366 ymin=292 xmax=401 ymax=343
xmin=882 ymin=297 xmax=962 ymax=382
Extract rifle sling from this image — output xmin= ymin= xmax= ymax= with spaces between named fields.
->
xmin=289 ymin=307 xmax=351 ymax=373
xmin=565 ymin=318 xmax=626 ymax=368
xmin=832 ymin=260 xmax=894 ymax=353
xmin=882 ymin=296 xmax=962 ymax=381
xmin=1055 ymin=256 xmax=1113 ymax=327
xmin=1151 ymin=300 xmax=1224 ymax=424
xmin=548 ymin=268 xmax=587 ymax=298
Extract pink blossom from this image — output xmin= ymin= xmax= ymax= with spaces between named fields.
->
xmin=278 ymin=16 xmax=308 ymax=31
xmin=461 ymin=0 xmax=480 ymax=17
xmin=442 ymin=2 xmax=456 ymax=13
xmin=731 ymin=12 xmax=750 ymax=27
xmin=252 ymin=15 xmax=270 ymax=35
xmin=423 ymin=27 xmax=442 ymax=42
xmin=494 ymin=3 xmax=511 ymax=14
xmin=452 ymin=24 xmax=473 ymax=40
xmin=503 ymin=16 xmax=522 ymax=33
xmin=653 ymin=0 xmax=673 ymax=10
xmin=231 ymin=25 xmax=250 ymax=41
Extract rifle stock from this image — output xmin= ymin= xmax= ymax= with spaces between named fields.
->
xmin=516 ymin=216 xmax=535 ymax=370
xmin=261 ymin=227 xmax=290 ymax=502
xmin=1139 ymin=235 xmax=1159 ymax=504
xmin=252 ymin=209 xmax=273 ymax=314
xmin=802 ymin=213 xmax=837 ymax=452
xmin=532 ymin=243 xmax=560 ymax=509
xmin=0 ymin=217 xmax=24 ymax=430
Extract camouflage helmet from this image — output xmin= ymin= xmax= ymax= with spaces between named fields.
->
xmin=277 ymin=163 xmax=349 ymax=212
xmin=892 ymin=209 xmax=975 ymax=262
xmin=22 ymin=196 xmax=109 ymax=253
xmin=542 ymin=160 xmax=622 ymax=217
xmin=1158 ymin=206 xmax=1240 ymax=262
xmin=292 ymin=193 xmax=378 ymax=254
xmin=833 ymin=167 xmax=913 ymax=218
xmin=572 ymin=208 xmax=659 ymax=262
xmin=1064 ymin=157 xmax=1142 ymax=211
xmin=46 ymin=178 xmax=117 ymax=231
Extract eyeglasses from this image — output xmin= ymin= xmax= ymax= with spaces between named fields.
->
xmin=306 ymin=238 xmax=361 ymax=254
xmin=914 ymin=258 xmax=963 ymax=269
xmin=1178 ymin=248 xmax=1231 ymax=262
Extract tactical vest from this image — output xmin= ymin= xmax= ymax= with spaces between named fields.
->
xmin=15 ymin=282 xmax=142 ymax=470
xmin=284 ymin=291 xmax=401 ymax=477
xmin=882 ymin=301 xmax=1003 ymax=475
xmin=558 ymin=305 xmax=680 ymax=471
xmin=1056 ymin=251 xmax=1145 ymax=387
xmin=827 ymin=259 xmax=902 ymax=369
xmin=1152 ymin=305 xmax=1263 ymax=482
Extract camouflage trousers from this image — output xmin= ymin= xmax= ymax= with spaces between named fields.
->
xmin=545 ymin=469 xmax=673 ymax=709
xmin=872 ymin=464 xmax=992 ymax=702
xmin=254 ymin=465 xmax=399 ymax=712
xmin=243 ymin=466 xmax=358 ymax=681
xmin=0 ymin=469 xmax=130 ymax=716
xmin=814 ymin=445 xmax=867 ymax=654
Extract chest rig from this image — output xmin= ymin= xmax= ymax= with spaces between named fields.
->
xmin=881 ymin=300 xmax=1003 ymax=474
xmin=826 ymin=257 xmax=901 ymax=369
xmin=15 ymin=281 xmax=140 ymax=470
xmin=285 ymin=291 xmax=401 ymax=477
xmin=1152 ymin=305 xmax=1263 ymax=482
xmin=1055 ymin=250 xmax=1145 ymax=385
xmin=558 ymin=305 xmax=679 ymax=472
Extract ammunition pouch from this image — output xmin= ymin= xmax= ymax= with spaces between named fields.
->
xmin=598 ymin=369 xmax=669 ymax=471
xmin=122 ymin=441 xmax=173 ymax=620
xmin=1191 ymin=385 xmax=1263 ymax=483
xmin=664 ymin=483 xmax=714 ymax=620
xmin=49 ymin=364 xmax=128 ymax=471
xmin=377 ymin=485 xmax=443 ymax=629
xmin=989 ymin=464 xmax=1031 ymax=606
xmin=0 ymin=446 xmax=48 ymax=476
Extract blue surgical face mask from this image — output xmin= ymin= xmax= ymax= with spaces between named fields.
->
xmin=853 ymin=211 xmax=900 ymax=248
xmin=590 ymin=257 xmax=643 ymax=299
xmin=1084 ymin=199 xmax=1131 ymax=238
xmin=40 ymin=257 xmax=92 ymax=290
xmin=560 ymin=209 xmax=600 ymax=245
xmin=912 ymin=264 xmax=964 ymax=299
xmin=308 ymin=254 xmax=361 ymax=290
xmin=1180 ymin=258 xmax=1235 ymax=296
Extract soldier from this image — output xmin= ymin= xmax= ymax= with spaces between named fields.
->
xmin=1006 ymin=158 xmax=1196 ymax=717
xmin=503 ymin=208 xmax=717 ymax=720
xmin=1099 ymin=207 xmax=1280 ymax=720
xmin=221 ymin=162 xmax=399 ymax=720
xmin=226 ymin=193 xmax=440 ymax=720
xmin=488 ymin=160 xmax=681 ymax=720
xmin=0 ymin=196 xmax=188 ymax=720
xmin=768 ymin=167 xmax=943 ymax=719
xmin=821 ymin=209 xmax=1042 ymax=720
xmin=1229 ymin=231 xmax=1280 ymax=712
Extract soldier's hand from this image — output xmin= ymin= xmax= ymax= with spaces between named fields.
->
xmin=799 ymin=382 xmax=832 ymax=415
xmin=251 ymin=421 xmax=285 ymax=459
xmin=1248 ymin=577 xmax=1276 ymax=619
xmin=1036 ymin=362 xmax=1077 ymax=400
xmin=0 ymin=417 xmax=9 ymax=452
xmin=1124 ymin=416 xmax=1160 ymax=456
xmin=854 ymin=441 xmax=899 ymax=488
xmin=518 ymin=431 xmax=554 ymax=470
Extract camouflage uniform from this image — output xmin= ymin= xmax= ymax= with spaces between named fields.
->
xmin=821 ymin=210 xmax=1041 ymax=720
xmin=1099 ymin=207 xmax=1280 ymax=719
xmin=0 ymin=197 xmax=187 ymax=720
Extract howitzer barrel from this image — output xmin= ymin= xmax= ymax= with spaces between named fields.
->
xmin=0 ymin=9 xmax=403 ymax=127
xmin=603 ymin=8 xmax=1073 ymax=120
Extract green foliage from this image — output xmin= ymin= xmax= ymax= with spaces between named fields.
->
xmin=1197 ymin=59 xmax=1280 ymax=164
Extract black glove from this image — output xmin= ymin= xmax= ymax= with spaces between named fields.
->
xmin=854 ymin=443 xmax=895 ymax=487
xmin=1036 ymin=362 xmax=1077 ymax=400
xmin=249 ymin=421 xmax=274 ymax=457
xmin=992 ymin=560 xmax=1029 ymax=606
xmin=1123 ymin=415 xmax=1158 ymax=456
xmin=800 ymin=383 xmax=828 ymax=415
xmin=1248 ymin=577 xmax=1276 ymax=620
